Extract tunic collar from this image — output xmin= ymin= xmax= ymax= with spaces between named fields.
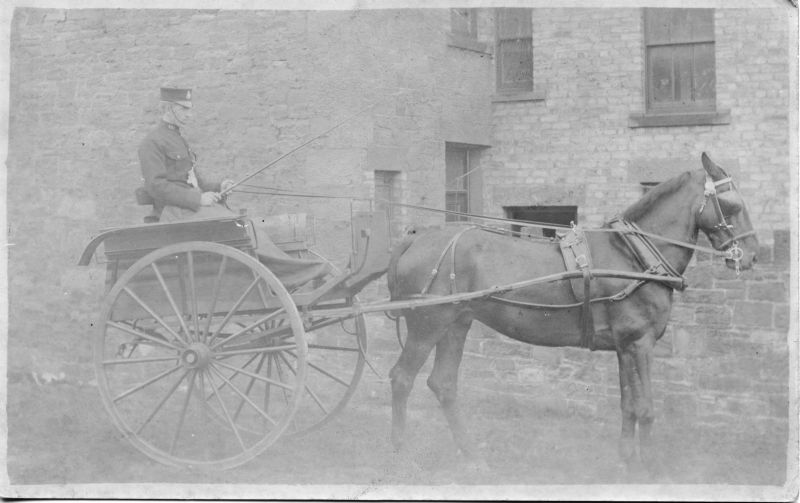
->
xmin=161 ymin=120 xmax=180 ymax=132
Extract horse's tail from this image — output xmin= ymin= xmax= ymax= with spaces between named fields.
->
xmin=387 ymin=226 xmax=422 ymax=301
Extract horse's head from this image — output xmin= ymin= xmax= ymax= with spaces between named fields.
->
xmin=697 ymin=152 xmax=759 ymax=272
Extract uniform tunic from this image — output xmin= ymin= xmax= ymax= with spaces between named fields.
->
xmin=138 ymin=121 xmax=221 ymax=216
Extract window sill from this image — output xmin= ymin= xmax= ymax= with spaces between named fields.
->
xmin=492 ymin=89 xmax=546 ymax=103
xmin=628 ymin=109 xmax=731 ymax=128
xmin=446 ymin=33 xmax=491 ymax=55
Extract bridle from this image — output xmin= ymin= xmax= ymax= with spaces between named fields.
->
xmin=697 ymin=174 xmax=757 ymax=274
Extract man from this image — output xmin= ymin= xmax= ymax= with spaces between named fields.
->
xmin=138 ymin=87 xmax=331 ymax=288
xmin=138 ymin=87 xmax=234 ymax=222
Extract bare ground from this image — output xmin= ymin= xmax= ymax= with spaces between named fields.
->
xmin=4 ymin=321 xmax=789 ymax=494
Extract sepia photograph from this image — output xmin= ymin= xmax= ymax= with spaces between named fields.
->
xmin=1 ymin=0 xmax=797 ymax=500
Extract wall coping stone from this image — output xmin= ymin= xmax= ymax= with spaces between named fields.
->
xmin=628 ymin=109 xmax=732 ymax=128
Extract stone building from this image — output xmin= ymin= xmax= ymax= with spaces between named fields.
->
xmin=6 ymin=3 xmax=795 ymax=478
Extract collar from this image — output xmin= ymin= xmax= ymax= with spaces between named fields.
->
xmin=161 ymin=120 xmax=180 ymax=132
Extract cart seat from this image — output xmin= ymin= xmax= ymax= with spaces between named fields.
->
xmin=135 ymin=187 xmax=160 ymax=223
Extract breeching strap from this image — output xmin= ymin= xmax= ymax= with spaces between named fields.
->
xmin=420 ymin=226 xmax=478 ymax=296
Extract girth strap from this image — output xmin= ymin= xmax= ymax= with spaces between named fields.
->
xmin=558 ymin=226 xmax=595 ymax=350
xmin=420 ymin=226 xmax=477 ymax=296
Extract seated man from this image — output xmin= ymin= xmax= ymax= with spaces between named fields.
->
xmin=138 ymin=87 xmax=331 ymax=288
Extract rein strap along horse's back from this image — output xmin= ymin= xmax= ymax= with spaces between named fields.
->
xmin=386 ymin=153 xmax=758 ymax=474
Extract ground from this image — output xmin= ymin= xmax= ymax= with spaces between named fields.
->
xmin=4 ymin=313 xmax=790 ymax=497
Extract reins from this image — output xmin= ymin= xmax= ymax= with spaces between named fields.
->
xmin=232 ymin=176 xmax=753 ymax=270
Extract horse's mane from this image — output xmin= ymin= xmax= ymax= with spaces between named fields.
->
xmin=621 ymin=171 xmax=693 ymax=222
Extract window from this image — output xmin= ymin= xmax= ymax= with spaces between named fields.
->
xmin=496 ymin=8 xmax=533 ymax=94
xmin=445 ymin=144 xmax=483 ymax=222
xmin=644 ymin=8 xmax=715 ymax=113
xmin=451 ymin=8 xmax=477 ymax=39
xmin=504 ymin=206 xmax=577 ymax=239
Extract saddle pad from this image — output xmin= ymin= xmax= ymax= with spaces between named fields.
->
xmin=557 ymin=227 xmax=610 ymax=347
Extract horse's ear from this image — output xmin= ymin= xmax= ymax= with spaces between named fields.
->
xmin=701 ymin=152 xmax=726 ymax=179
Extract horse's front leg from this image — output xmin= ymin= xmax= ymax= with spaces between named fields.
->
xmin=616 ymin=348 xmax=638 ymax=467
xmin=616 ymin=332 xmax=658 ymax=476
xmin=631 ymin=334 xmax=656 ymax=468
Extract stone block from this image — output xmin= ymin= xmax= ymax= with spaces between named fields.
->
xmin=662 ymin=393 xmax=698 ymax=419
xmin=672 ymin=326 xmax=706 ymax=357
xmin=670 ymin=304 xmax=695 ymax=323
xmin=492 ymin=358 xmax=516 ymax=371
xmin=773 ymin=229 xmax=790 ymax=265
xmin=773 ymin=304 xmax=790 ymax=330
xmin=697 ymin=373 xmax=750 ymax=392
xmin=695 ymin=304 xmax=732 ymax=327
xmin=756 ymin=244 xmax=773 ymax=264
xmin=748 ymin=282 xmax=788 ymax=303
xmin=679 ymin=288 xmax=725 ymax=304
xmin=733 ymin=301 xmax=774 ymax=328
xmin=768 ymin=394 xmax=790 ymax=418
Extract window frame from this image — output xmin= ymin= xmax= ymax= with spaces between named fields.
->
xmin=445 ymin=144 xmax=483 ymax=222
xmin=629 ymin=8 xmax=730 ymax=128
xmin=495 ymin=8 xmax=534 ymax=95
xmin=644 ymin=8 xmax=716 ymax=114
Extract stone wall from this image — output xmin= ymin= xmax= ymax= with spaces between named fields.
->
xmin=7 ymin=7 xmax=493 ymax=379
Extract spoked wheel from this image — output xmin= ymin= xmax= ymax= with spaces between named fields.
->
xmin=262 ymin=249 xmax=367 ymax=437
xmin=95 ymin=242 xmax=307 ymax=470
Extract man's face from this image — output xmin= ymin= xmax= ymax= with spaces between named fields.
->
xmin=170 ymin=103 xmax=193 ymax=125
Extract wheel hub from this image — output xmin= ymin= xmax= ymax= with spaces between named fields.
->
xmin=181 ymin=343 xmax=212 ymax=369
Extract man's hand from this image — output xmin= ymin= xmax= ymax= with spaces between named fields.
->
xmin=200 ymin=191 xmax=220 ymax=206
xmin=220 ymin=179 xmax=235 ymax=194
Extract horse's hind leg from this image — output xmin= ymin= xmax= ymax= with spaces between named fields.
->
xmin=426 ymin=313 xmax=483 ymax=463
xmin=389 ymin=313 xmax=439 ymax=452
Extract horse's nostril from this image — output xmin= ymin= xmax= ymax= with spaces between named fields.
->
xmin=752 ymin=255 xmax=758 ymax=264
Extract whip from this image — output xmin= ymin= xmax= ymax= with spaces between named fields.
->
xmin=220 ymin=99 xmax=386 ymax=197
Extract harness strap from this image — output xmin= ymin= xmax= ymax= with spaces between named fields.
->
xmin=581 ymin=266 xmax=593 ymax=349
xmin=420 ymin=226 xmax=477 ymax=295
xmin=487 ymin=279 xmax=646 ymax=309
xmin=558 ymin=225 xmax=595 ymax=349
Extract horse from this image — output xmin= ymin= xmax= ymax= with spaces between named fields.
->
xmin=386 ymin=152 xmax=758 ymax=475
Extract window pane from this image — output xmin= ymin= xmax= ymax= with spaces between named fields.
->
xmin=446 ymin=192 xmax=469 ymax=221
xmin=649 ymin=46 xmax=674 ymax=104
xmin=645 ymin=8 xmax=714 ymax=44
xmin=645 ymin=9 xmax=671 ymax=45
xmin=446 ymin=149 xmax=468 ymax=191
xmin=693 ymin=43 xmax=716 ymax=101
xmin=667 ymin=9 xmax=693 ymax=43
xmin=497 ymin=8 xmax=531 ymax=38
xmin=499 ymin=39 xmax=533 ymax=91
xmin=674 ymin=45 xmax=692 ymax=105
xmin=691 ymin=10 xmax=714 ymax=40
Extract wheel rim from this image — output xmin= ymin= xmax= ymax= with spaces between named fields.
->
xmin=95 ymin=242 xmax=307 ymax=470
xmin=282 ymin=249 xmax=367 ymax=436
